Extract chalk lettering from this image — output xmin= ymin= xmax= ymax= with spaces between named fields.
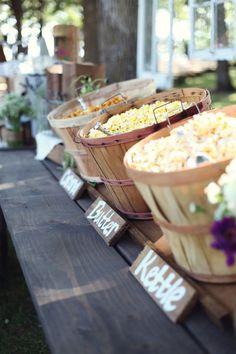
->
xmin=59 ymin=169 xmax=86 ymax=199
xmin=134 ymin=249 xmax=158 ymax=281
xmin=87 ymin=200 xmax=106 ymax=220
xmin=85 ymin=197 xmax=127 ymax=245
xmin=134 ymin=249 xmax=186 ymax=312
xmin=104 ymin=222 xmax=119 ymax=237
xmin=87 ymin=200 xmax=120 ymax=238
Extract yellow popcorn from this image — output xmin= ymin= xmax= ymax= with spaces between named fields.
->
xmin=131 ymin=112 xmax=236 ymax=173
xmin=88 ymin=100 xmax=190 ymax=138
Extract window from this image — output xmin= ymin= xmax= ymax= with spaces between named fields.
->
xmin=137 ymin=0 xmax=174 ymax=89
xmin=189 ymin=0 xmax=236 ymax=60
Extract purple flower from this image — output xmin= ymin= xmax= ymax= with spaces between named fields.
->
xmin=211 ymin=217 xmax=236 ymax=266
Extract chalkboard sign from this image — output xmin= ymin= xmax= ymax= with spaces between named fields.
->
xmin=59 ymin=168 xmax=86 ymax=200
xmin=85 ymin=197 xmax=128 ymax=245
xmin=130 ymin=244 xmax=197 ymax=322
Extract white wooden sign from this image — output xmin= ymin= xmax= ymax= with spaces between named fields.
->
xmin=130 ymin=244 xmax=197 ymax=322
xmin=59 ymin=168 xmax=86 ymax=200
xmin=85 ymin=197 xmax=128 ymax=245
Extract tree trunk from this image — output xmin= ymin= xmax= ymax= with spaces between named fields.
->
xmin=9 ymin=0 xmax=24 ymax=55
xmin=96 ymin=0 xmax=138 ymax=83
xmin=215 ymin=3 xmax=233 ymax=91
xmin=216 ymin=61 xmax=233 ymax=92
xmin=38 ymin=0 xmax=46 ymax=37
xmin=83 ymin=0 xmax=100 ymax=63
xmin=0 ymin=45 xmax=6 ymax=62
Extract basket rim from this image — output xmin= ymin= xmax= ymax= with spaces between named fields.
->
xmin=79 ymin=88 xmax=211 ymax=147
xmin=124 ymin=106 xmax=236 ymax=186
xmin=47 ymin=78 xmax=156 ymax=128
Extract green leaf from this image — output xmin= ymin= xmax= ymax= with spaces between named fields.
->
xmin=189 ymin=202 xmax=206 ymax=214
xmin=214 ymin=203 xmax=230 ymax=220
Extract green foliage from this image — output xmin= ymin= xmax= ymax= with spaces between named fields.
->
xmin=0 ymin=240 xmax=49 ymax=354
xmin=22 ymin=0 xmax=83 ymax=28
xmin=175 ymin=66 xmax=236 ymax=108
xmin=189 ymin=202 xmax=206 ymax=214
xmin=63 ymin=151 xmax=75 ymax=171
xmin=0 ymin=0 xmax=82 ymax=43
xmin=76 ymin=75 xmax=106 ymax=96
xmin=174 ymin=0 xmax=188 ymax=20
xmin=0 ymin=94 xmax=34 ymax=132
xmin=45 ymin=4 xmax=83 ymax=27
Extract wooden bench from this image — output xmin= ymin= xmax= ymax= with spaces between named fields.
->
xmin=0 ymin=149 xmax=235 ymax=354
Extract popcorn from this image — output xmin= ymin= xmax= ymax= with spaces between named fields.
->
xmin=64 ymin=95 xmax=127 ymax=119
xmin=131 ymin=112 xmax=236 ymax=173
xmin=88 ymin=101 xmax=189 ymax=138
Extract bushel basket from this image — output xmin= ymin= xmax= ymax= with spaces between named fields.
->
xmin=79 ymin=88 xmax=211 ymax=219
xmin=124 ymin=105 xmax=236 ymax=283
xmin=47 ymin=78 xmax=156 ymax=182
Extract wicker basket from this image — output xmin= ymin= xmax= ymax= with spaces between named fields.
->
xmin=124 ymin=105 xmax=236 ymax=283
xmin=47 ymin=78 xmax=156 ymax=182
xmin=79 ymin=88 xmax=211 ymax=219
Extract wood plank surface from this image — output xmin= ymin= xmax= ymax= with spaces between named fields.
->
xmin=130 ymin=244 xmax=198 ymax=323
xmin=42 ymin=155 xmax=236 ymax=354
xmin=0 ymin=150 xmax=211 ymax=354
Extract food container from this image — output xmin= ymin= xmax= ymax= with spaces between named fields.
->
xmin=79 ymin=88 xmax=211 ymax=218
xmin=47 ymin=78 xmax=156 ymax=182
xmin=124 ymin=105 xmax=236 ymax=282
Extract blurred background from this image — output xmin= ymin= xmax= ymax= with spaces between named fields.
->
xmin=0 ymin=1 xmax=235 ymax=102
xmin=0 ymin=2 xmax=236 ymax=352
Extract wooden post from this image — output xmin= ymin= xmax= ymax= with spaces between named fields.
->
xmin=53 ymin=25 xmax=79 ymax=62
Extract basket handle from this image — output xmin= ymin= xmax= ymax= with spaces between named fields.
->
xmin=189 ymin=101 xmax=201 ymax=114
xmin=100 ymin=92 xmax=128 ymax=114
xmin=77 ymin=96 xmax=87 ymax=110
xmin=153 ymin=100 xmax=201 ymax=130
xmin=153 ymin=101 xmax=181 ymax=129
xmin=93 ymin=122 xmax=112 ymax=136
xmin=93 ymin=91 xmax=133 ymax=135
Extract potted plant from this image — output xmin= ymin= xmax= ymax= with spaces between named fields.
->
xmin=0 ymin=93 xmax=34 ymax=147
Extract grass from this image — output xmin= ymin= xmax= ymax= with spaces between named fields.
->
xmin=175 ymin=66 xmax=236 ymax=108
xmin=0 ymin=240 xmax=49 ymax=354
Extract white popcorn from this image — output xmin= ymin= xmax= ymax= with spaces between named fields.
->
xmin=131 ymin=112 xmax=236 ymax=173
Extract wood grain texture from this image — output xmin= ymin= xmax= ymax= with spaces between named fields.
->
xmin=47 ymin=144 xmax=64 ymax=165
xmin=42 ymin=158 xmax=236 ymax=328
xmin=0 ymin=150 xmax=208 ymax=354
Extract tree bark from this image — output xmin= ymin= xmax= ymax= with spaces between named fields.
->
xmin=96 ymin=0 xmax=138 ymax=83
xmin=84 ymin=0 xmax=138 ymax=82
xmin=215 ymin=3 xmax=234 ymax=91
xmin=38 ymin=0 xmax=46 ymax=37
xmin=0 ymin=45 xmax=6 ymax=62
xmin=216 ymin=60 xmax=233 ymax=92
xmin=83 ymin=0 xmax=138 ymax=82
xmin=9 ymin=0 xmax=25 ymax=54
xmin=83 ymin=0 xmax=100 ymax=63
xmin=9 ymin=0 xmax=23 ymax=54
